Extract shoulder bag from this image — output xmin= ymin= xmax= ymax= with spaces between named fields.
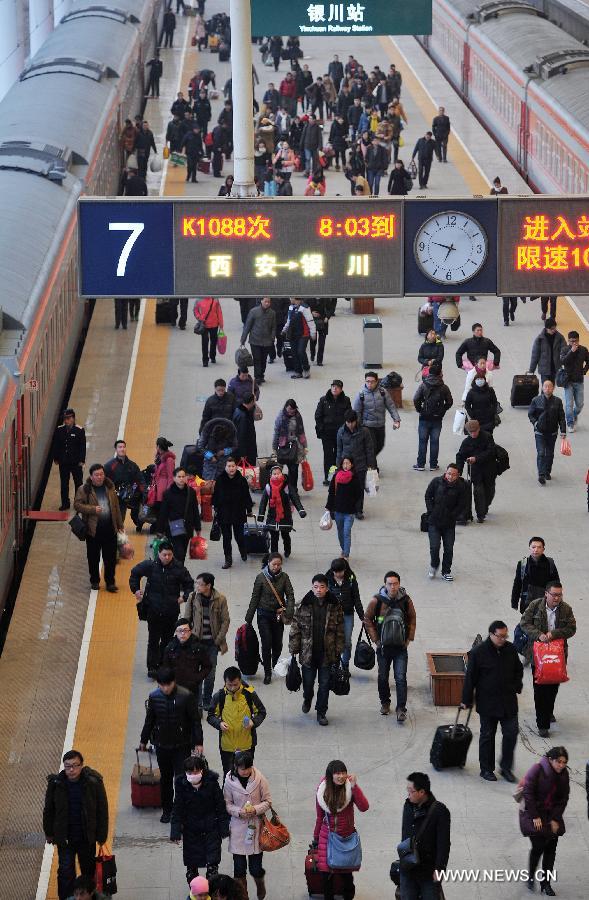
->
xmin=168 ymin=487 xmax=192 ymax=537
xmin=397 ymin=801 xmax=438 ymax=871
xmin=276 ymin=440 xmax=298 ymax=464
xmin=194 ymin=298 xmax=215 ymax=335
xmin=259 ymin=806 xmax=290 ymax=852
xmin=69 ymin=484 xmax=91 ymax=540
xmin=263 ymin=573 xmax=286 ymax=614
xmin=325 ymin=813 xmax=362 ymax=871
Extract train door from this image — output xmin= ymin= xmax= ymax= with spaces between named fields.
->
xmin=517 ymin=99 xmax=530 ymax=177
xmin=461 ymin=44 xmax=470 ymax=99
xmin=13 ymin=396 xmax=31 ymax=551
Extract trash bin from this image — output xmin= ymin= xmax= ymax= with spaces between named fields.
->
xmin=362 ymin=316 xmax=382 ymax=368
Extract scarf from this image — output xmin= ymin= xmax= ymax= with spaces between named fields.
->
xmin=474 ymin=364 xmax=487 ymax=378
xmin=335 ymin=469 xmax=353 ymax=486
xmin=269 ymin=475 xmax=285 ymax=522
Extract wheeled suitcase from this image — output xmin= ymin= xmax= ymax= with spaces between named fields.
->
xmin=511 ymin=374 xmax=539 ymax=407
xmin=305 ymin=846 xmax=346 ymax=897
xmin=430 ymin=707 xmax=472 ymax=770
xmin=131 ymin=748 xmax=161 ymax=808
xmin=155 ymin=298 xmax=175 ymax=324
xmin=282 ymin=340 xmax=295 ymax=372
xmin=418 ymin=311 xmax=434 ymax=335
xmin=243 ymin=518 xmax=271 ymax=555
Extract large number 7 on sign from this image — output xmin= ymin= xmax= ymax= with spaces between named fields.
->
xmin=108 ymin=222 xmax=145 ymax=276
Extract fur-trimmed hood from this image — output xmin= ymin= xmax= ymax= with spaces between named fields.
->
xmin=316 ymin=778 xmax=352 ymax=815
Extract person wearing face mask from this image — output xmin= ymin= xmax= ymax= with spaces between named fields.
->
xmin=464 ymin=374 xmax=500 ymax=436
xmin=246 ymin=552 xmax=296 ymax=684
xmin=171 ymin=756 xmax=230 ymax=887
xmin=519 ymin=747 xmax=570 ymax=896
xmin=208 ymin=668 xmax=267 ymax=777
xmin=157 ymin=467 xmax=201 ymax=563
xmin=257 ymin=464 xmax=306 ymax=559
xmin=311 ymin=760 xmax=369 ymax=900
xmin=325 ymin=458 xmax=362 ymax=560
xmin=461 ymin=356 xmax=494 ymax=403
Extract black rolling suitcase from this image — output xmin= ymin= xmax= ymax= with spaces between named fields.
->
xmin=155 ymin=298 xmax=175 ymax=324
xmin=243 ymin=517 xmax=271 ymax=555
xmin=282 ymin=340 xmax=295 ymax=372
xmin=219 ymin=42 xmax=230 ymax=62
xmin=430 ymin=707 xmax=472 ymax=770
xmin=418 ymin=310 xmax=434 ymax=335
xmin=511 ymin=374 xmax=539 ymax=407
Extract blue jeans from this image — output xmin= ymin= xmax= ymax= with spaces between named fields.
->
xmin=334 ymin=511 xmax=354 ymax=557
xmin=417 ymin=419 xmax=442 ymax=468
xmin=564 ymin=381 xmax=584 ymax=427
xmin=302 ymin=663 xmax=331 ymax=715
xmin=376 ymin=645 xmax=408 ymax=709
xmin=400 ymin=870 xmax=438 ymax=899
xmin=534 ymin=431 xmax=557 ymax=476
xmin=304 ymin=148 xmax=316 ymax=172
xmin=428 ymin=523 xmax=455 ymax=575
xmin=341 ymin=613 xmax=355 ymax=667
xmin=432 ymin=302 xmax=447 ymax=337
xmin=198 ymin=643 xmax=218 ymax=710
xmin=366 ymin=170 xmax=382 ymax=195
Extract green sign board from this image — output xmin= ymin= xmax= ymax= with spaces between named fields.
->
xmin=251 ymin=1 xmax=432 ymax=37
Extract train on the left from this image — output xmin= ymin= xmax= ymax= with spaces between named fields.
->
xmin=0 ymin=0 xmax=164 ymax=623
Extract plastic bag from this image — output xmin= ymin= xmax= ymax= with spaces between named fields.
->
xmin=453 ymin=408 xmax=467 ymax=435
xmin=272 ymin=656 xmax=290 ymax=678
xmin=560 ymin=437 xmax=572 ymax=456
xmin=189 ymin=536 xmax=208 ymax=560
xmin=365 ymin=468 xmax=379 ymax=497
xmin=217 ymin=329 xmax=227 ymax=355
xmin=533 ymin=639 xmax=569 ymax=685
xmin=319 ymin=511 xmax=332 ymax=531
xmin=116 ymin=531 xmax=128 ymax=548
xmin=119 ymin=542 xmax=135 ymax=560
xmin=301 ymin=459 xmax=314 ymax=492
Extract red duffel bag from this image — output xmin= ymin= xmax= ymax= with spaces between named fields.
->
xmin=533 ymin=638 xmax=569 ymax=685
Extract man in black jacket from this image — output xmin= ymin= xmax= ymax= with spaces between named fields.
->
xmin=52 ymin=408 xmax=86 ymax=511
xmin=212 ymin=458 xmax=254 ymax=568
xmin=43 ymin=750 xmax=108 ymax=900
xmin=455 ymin=323 xmax=501 ymax=369
xmin=400 ymin=772 xmax=451 ymax=898
xmin=462 ymin=620 xmax=523 ymax=782
xmin=511 ymin=536 xmax=559 ymax=613
xmin=560 ymin=329 xmax=589 ymax=432
xmin=411 ymin=131 xmax=435 ymax=188
xmin=181 ymin=123 xmax=204 ymax=183
xmin=413 ymin=363 xmax=453 ymax=472
xmin=528 ymin=380 xmax=566 ymax=485
xmin=315 ymin=380 xmax=352 ymax=483
xmin=130 ymin=541 xmax=194 ymax=677
xmin=162 ymin=618 xmax=212 ymax=699
xmin=232 ymin=395 xmax=258 ymax=465
xmin=529 ymin=318 xmax=566 ymax=386
xmin=328 ymin=54 xmax=344 ymax=93
xmin=145 ymin=51 xmax=163 ymax=99
xmin=104 ymin=439 xmax=145 ymax=529
xmin=364 ymin=136 xmax=389 ymax=196
xmin=139 ymin=667 xmax=203 ymax=823
xmin=199 ymin=380 xmax=236 ymax=434
xmin=456 ymin=419 xmax=496 ymax=523
xmin=424 ymin=463 xmax=468 ymax=582
xmin=431 ymin=106 xmax=450 ymax=162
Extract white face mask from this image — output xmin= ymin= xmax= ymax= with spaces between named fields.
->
xmin=475 ymin=378 xmax=485 ymax=387
xmin=186 ymin=773 xmax=202 ymax=785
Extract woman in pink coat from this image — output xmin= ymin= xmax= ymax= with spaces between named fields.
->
xmin=313 ymin=759 xmax=369 ymax=900
xmin=149 ymin=437 xmax=176 ymax=533
xmin=223 ymin=750 xmax=272 ymax=900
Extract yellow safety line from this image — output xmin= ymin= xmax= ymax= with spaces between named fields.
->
xmin=378 ymin=35 xmax=589 ymax=344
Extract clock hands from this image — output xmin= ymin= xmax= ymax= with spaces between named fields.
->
xmin=431 ymin=241 xmax=457 ymax=261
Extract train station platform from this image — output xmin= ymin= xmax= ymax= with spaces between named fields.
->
xmin=0 ymin=3 xmax=587 ymax=899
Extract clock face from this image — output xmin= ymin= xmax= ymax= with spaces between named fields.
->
xmin=414 ymin=211 xmax=488 ymax=285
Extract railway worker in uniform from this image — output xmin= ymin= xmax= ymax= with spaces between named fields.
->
xmin=432 ymin=106 xmax=451 ymax=163
xmin=145 ymin=50 xmax=163 ymax=99
xmin=43 ymin=750 xmax=109 ymax=900
xmin=162 ymin=8 xmax=176 ymax=49
xmin=103 ymin=439 xmax=145 ymax=531
xmin=52 ymin=407 xmax=86 ymax=512
xmin=182 ymin=123 xmax=204 ymax=184
xmin=134 ymin=120 xmax=157 ymax=179
xmin=411 ymin=131 xmax=436 ymax=189
xmin=74 ymin=463 xmax=124 ymax=592
xmin=113 ymin=297 xmax=129 ymax=330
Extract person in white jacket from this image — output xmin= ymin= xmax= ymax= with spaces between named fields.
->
xmin=282 ymin=299 xmax=317 ymax=379
xmin=461 ymin=357 xmax=495 ymax=403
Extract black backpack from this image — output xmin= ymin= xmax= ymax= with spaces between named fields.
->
xmin=376 ymin=598 xmax=407 ymax=648
xmin=380 ymin=371 xmax=402 ymax=389
xmin=421 ymin=384 xmax=446 ymax=419
xmin=235 ymin=623 xmax=261 ymax=676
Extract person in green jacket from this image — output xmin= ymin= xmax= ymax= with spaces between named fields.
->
xmin=245 ymin=553 xmax=295 ymax=684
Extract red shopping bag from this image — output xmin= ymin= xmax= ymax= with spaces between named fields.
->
xmin=301 ymin=459 xmax=314 ymax=492
xmin=560 ymin=437 xmax=572 ymax=456
xmin=189 ymin=536 xmax=208 ymax=560
xmin=95 ymin=848 xmax=117 ymax=894
xmin=238 ymin=457 xmax=260 ymax=491
xmin=533 ymin=639 xmax=569 ymax=685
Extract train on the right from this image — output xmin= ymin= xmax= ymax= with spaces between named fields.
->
xmin=418 ymin=0 xmax=589 ymax=193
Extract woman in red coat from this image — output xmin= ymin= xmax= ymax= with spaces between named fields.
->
xmin=519 ymin=746 xmax=569 ymax=896
xmin=313 ymin=759 xmax=369 ymax=900
xmin=149 ymin=437 xmax=176 ymax=533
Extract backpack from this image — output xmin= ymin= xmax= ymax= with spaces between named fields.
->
xmin=518 ymin=555 xmax=556 ymax=611
xmin=495 ymin=444 xmax=510 ymax=476
xmin=235 ymin=623 xmax=261 ymax=675
xmin=380 ymin=371 xmax=402 ymax=389
xmin=421 ymin=384 xmax=446 ymax=419
xmin=376 ymin=598 xmax=407 ymax=648
xmin=513 ymin=623 xmax=529 ymax=655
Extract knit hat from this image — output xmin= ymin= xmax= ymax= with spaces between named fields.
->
xmin=189 ymin=875 xmax=209 ymax=897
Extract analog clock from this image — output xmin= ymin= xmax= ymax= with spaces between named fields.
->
xmin=413 ymin=211 xmax=488 ymax=284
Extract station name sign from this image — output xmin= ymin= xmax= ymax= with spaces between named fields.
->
xmin=250 ymin=0 xmax=432 ymax=38
xmin=77 ymin=197 xmax=589 ymax=299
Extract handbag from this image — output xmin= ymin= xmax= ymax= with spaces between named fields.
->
xmin=326 ymin=815 xmax=362 ymax=871
xmin=194 ymin=298 xmax=216 ymax=335
xmin=276 ymin=440 xmax=298 ymax=464
xmin=69 ymin=513 xmax=87 ymax=541
xmin=136 ymin=597 xmax=149 ymax=621
xmin=555 ymin=366 xmax=568 ymax=388
xmin=397 ymin=801 xmax=439 ymax=871
xmin=259 ymin=806 xmax=290 ymax=852
xmin=138 ymin=503 xmax=157 ymax=525
xmin=420 ymin=512 xmax=429 ymax=533
xmin=533 ymin=638 xmax=569 ymax=684
xmin=169 ymin=518 xmax=187 ymax=537
xmin=209 ymin=517 xmax=221 ymax=541
xmin=329 ymin=663 xmax=350 ymax=696
xmin=353 ymin=625 xmax=375 ymax=671
xmin=95 ymin=847 xmax=117 ymax=895
xmin=285 ymin=654 xmax=302 ymax=692
xmin=254 ymin=403 xmax=263 ymax=422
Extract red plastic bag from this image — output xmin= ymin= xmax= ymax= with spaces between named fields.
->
xmin=560 ymin=437 xmax=572 ymax=456
xmin=217 ymin=329 xmax=227 ymax=355
xmin=301 ymin=459 xmax=314 ymax=492
xmin=147 ymin=481 xmax=157 ymax=506
xmin=533 ymin=639 xmax=569 ymax=685
xmin=189 ymin=536 xmax=208 ymax=560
